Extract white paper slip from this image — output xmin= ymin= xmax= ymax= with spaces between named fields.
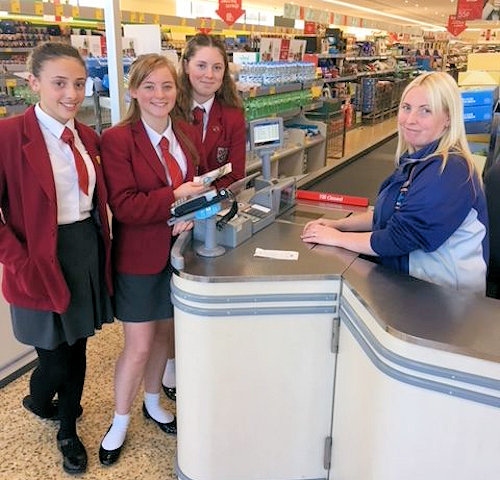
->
xmin=254 ymin=248 xmax=299 ymax=261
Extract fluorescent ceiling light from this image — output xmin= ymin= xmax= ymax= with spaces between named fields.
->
xmin=323 ymin=0 xmax=446 ymax=29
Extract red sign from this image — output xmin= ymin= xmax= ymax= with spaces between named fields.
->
xmin=447 ymin=15 xmax=467 ymax=37
xmin=216 ymin=0 xmax=245 ymax=27
xmin=304 ymin=21 xmax=316 ymax=34
xmin=279 ymin=38 xmax=290 ymax=61
xmin=197 ymin=17 xmax=212 ymax=34
xmin=456 ymin=0 xmax=483 ymax=20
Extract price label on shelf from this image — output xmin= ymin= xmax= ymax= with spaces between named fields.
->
xmin=5 ymin=79 xmax=17 ymax=88
xmin=55 ymin=4 xmax=63 ymax=17
xmin=34 ymin=1 xmax=43 ymax=15
xmin=95 ymin=8 xmax=103 ymax=20
xmin=0 ymin=106 xmax=7 ymax=116
xmin=10 ymin=0 xmax=20 ymax=13
xmin=72 ymin=6 xmax=80 ymax=19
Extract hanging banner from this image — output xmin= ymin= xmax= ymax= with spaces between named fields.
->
xmin=283 ymin=3 xmax=301 ymax=19
xmin=447 ymin=15 xmax=467 ymax=37
xmin=216 ymin=0 xmax=245 ymax=27
xmin=456 ymin=0 xmax=483 ymax=20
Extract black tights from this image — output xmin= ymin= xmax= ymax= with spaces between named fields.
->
xmin=31 ymin=338 xmax=87 ymax=439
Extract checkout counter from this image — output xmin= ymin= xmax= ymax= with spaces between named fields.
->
xmin=169 ymin=119 xmax=500 ymax=480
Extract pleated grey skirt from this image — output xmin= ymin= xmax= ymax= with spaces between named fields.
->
xmin=11 ymin=217 xmax=113 ymax=350
xmin=113 ymin=263 xmax=174 ymax=322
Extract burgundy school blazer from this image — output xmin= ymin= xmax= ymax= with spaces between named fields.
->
xmin=100 ymin=119 xmax=198 ymax=275
xmin=200 ymin=99 xmax=246 ymax=189
xmin=0 ymin=106 xmax=113 ymax=314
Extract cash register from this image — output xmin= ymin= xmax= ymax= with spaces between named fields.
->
xmin=191 ymin=117 xmax=297 ymax=249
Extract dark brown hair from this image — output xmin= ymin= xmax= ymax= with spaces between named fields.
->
xmin=27 ymin=41 xmax=86 ymax=78
xmin=175 ymin=34 xmax=242 ymax=122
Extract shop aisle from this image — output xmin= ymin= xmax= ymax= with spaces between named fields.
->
xmin=330 ymin=115 xmax=397 ymax=168
xmin=319 ymin=134 xmax=397 ymax=205
xmin=0 ymin=116 xmax=399 ymax=480
xmin=321 ymin=116 xmax=398 ymax=205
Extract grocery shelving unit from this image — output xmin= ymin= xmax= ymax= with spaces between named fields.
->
xmin=242 ymin=80 xmax=332 ymax=178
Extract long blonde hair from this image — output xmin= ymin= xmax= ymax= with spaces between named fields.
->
xmin=396 ymin=71 xmax=475 ymax=176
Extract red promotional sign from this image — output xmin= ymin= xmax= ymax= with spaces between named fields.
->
xmin=279 ymin=38 xmax=290 ymax=61
xmin=304 ymin=21 xmax=316 ymax=34
xmin=197 ymin=17 xmax=212 ymax=34
xmin=216 ymin=0 xmax=245 ymax=27
xmin=456 ymin=0 xmax=483 ymax=20
xmin=447 ymin=15 xmax=467 ymax=36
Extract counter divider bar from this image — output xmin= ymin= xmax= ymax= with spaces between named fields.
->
xmin=340 ymin=301 xmax=500 ymax=408
xmin=171 ymin=283 xmax=337 ymax=305
xmin=172 ymin=297 xmax=336 ymax=317
xmin=175 ymin=458 xmax=326 ymax=480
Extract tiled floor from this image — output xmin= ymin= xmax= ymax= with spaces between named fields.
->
xmin=0 ymin=321 xmax=178 ymax=480
xmin=0 ymin=117 xmax=398 ymax=480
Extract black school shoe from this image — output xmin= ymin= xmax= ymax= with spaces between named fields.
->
xmin=57 ymin=435 xmax=88 ymax=474
xmin=23 ymin=395 xmax=83 ymax=421
xmin=22 ymin=395 xmax=58 ymax=420
xmin=162 ymin=385 xmax=176 ymax=402
xmin=142 ymin=403 xmax=177 ymax=435
xmin=99 ymin=425 xmax=125 ymax=467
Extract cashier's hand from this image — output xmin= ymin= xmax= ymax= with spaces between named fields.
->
xmin=172 ymin=220 xmax=193 ymax=236
xmin=301 ymin=220 xmax=341 ymax=246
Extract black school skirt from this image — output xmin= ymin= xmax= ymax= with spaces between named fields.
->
xmin=11 ymin=217 xmax=114 ymax=350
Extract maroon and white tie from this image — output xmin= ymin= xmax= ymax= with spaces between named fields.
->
xmin=61 ymin=127 xmax=89 ymax=195
xmin=159 ymin=137 xmax=183 ymax=188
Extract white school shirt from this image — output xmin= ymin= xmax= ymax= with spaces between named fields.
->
xmin=34 ymin=104 xmax=95 ymax=225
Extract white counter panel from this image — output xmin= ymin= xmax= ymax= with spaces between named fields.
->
xmin=330 ymin=285 xmax=500 ymax=480
xmin=174 ymin=275 xmax=339 ymax=480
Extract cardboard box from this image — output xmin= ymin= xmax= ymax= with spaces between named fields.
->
xmin=460 ymin=86 xmax=499 ymax=106
xmin=468 ymin=53 xmax=500 ymax=71
xmin=465 ymin=121 xmax=491 ymax=134
xmin=463 ymin=105 xmax=494 ymax=122
xmin=458 ymin=71 xmax=500 ymax=87
xmin=466 ymin=133 xmax=491 ymax=143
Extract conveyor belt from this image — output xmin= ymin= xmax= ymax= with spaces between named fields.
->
xmin=310 ymin=135 xmax=398 ymax=205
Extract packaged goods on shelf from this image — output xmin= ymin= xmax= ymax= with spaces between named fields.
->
xmin=238 ymin=62 xmax=316 ymax=87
